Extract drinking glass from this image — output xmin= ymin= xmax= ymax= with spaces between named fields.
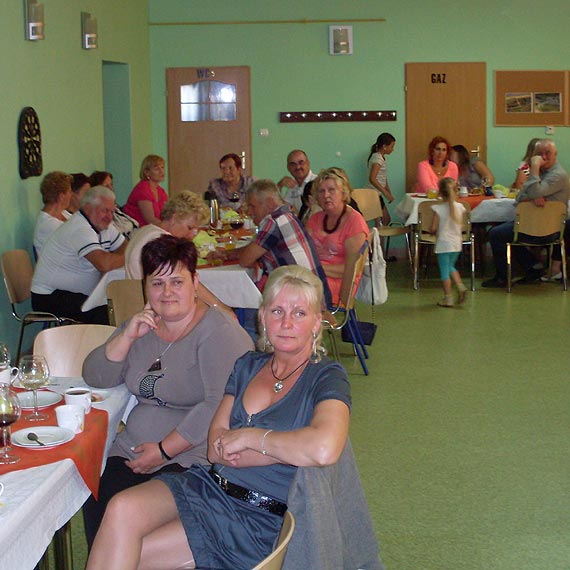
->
xmin=0 ymin=384 xmax=22 ymax=464
xmin=19 ymin=355 xmax=50 ymax=421
xmin=229 ymin=191 xmax=240 ymax=203
xmin=229 ymin=216 xmax=244 ymax=230
xmin=0 ymin=343 xmax=11 ymax=371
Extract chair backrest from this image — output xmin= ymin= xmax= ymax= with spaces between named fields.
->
xmin=513 ymin=201 xmax=567 ymax=239
xmin=252 ymin=511 xmax=295 ymax=570
xmin=339 ymin=240 xmax=369 ymax=311
xmin=33 ymin=324 xmax=116 ymax=377
xmin=351 ymin=188 xmax=383 ymax=222
xmin=418 ymin=200 xmax=471 ymax=239
xmin=1 ymin=249 xmax=34 ymax=306
xmin=106 ymin=279 xmax=145 ymax=326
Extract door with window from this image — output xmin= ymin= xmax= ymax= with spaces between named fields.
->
xmin=166 ymin=66 xmax=251 ymax=197
xmin=405 ymin=62 xmax=487 ymax=191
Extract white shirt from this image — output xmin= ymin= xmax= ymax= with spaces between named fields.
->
xmin=282 ymin=171 xmax=317 ymax=212
xmin=431 ymin=202 xmax=465 ymax=253
xmin=33 ymin=210 xmax=71 ymax=256
xmin=32 ymin=211 xmax=125 ymax=296
xmin=125 ymin=224 xmax=168 ymax=279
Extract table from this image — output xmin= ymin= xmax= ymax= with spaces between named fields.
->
xmin=197 ymin=264 xmax=262 ymax=310
xmin=81 ymin=268 xmax=126 ymax=313
xmin=395 ymin=194 xmax=517 ymax=225
xmin=0 ymin=378 xmax=130 ymax=570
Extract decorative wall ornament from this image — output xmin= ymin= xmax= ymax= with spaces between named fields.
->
xmin=279 ymin=110 xmax=397 ymax=123
xmin=18 ymin=107 xmax=43 ymax=179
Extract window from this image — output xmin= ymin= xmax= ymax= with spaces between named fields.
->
xmin=180 ymin=80 xmax=236 ymax=122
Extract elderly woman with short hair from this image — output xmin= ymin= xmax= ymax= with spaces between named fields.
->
xmin=206 ymin=153 xmax=255 ymax=212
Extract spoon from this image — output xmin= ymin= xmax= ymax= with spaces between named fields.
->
xmin=27 ymin=432 xmax=46 ymax=446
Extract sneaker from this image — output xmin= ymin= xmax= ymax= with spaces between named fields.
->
xmin=540 ymin=272 xmax=562 ymax=282
xmin=457 ymin=285 xmax=467 ymax=304
xmin=482 ymin=276 xmax=507 ymax=288
xmin=437 ymin=297 xmax=454 ymax=308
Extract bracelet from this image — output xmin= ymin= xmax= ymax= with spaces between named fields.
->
xmin=158 ymin=440 xmax=172 ymax=461
xmin=261 ymin=429 xmax=274 ymax=456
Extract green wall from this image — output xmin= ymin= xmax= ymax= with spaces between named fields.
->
xmin=148 ymin=0 xmax=570 ymax=192
xmin=0 ymin=0 xmax=151 ymax=352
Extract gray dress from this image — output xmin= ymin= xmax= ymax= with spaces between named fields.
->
xmin=83 ymin=306 xmax=254 ymax=469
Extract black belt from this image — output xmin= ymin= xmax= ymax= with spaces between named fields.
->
xmin=210 ymin=467 xmax=287 ymax=517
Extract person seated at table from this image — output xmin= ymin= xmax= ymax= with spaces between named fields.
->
xmin=82 ymin=235 xmax=253 ymax=550
xmin=90 ymin=170 xmax=139 ymax=239
xmin=206 ymin=153 xmax=255 ymax=212
xmin=31 ymin=185 xmax=127 ymax=324
xmin=450 ymin=144 xmax=495 ymax=190
xmin=511 ymin=138 xmax=541 ymax=190
xmin=305 ymin=168 xmax=369 ymax=306
xmin=415 ymin=136 xmax=459 ymax=194
xmin=123 ymin=155 xmax=168 ymax=227
xmin=126 ymin=190 xmax=232 ymax=314
xmin=277 ymin=149 xmax=317 ymax=213
xmin=85 ymin=265 xmax=351 ymax=570
xmin=482 ymin=139 xmax=570 ymax=288
xmin=33 ymin=171 xmax=72 ymax=257
xmin=68 ymin=172 xmax=91 ymax=214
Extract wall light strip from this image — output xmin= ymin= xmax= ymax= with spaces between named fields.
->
xmin=279 ymin=110 xmax=397 ymax=123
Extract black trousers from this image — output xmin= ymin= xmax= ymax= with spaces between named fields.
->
xmin=83 ymin=455 xmax=185 ymax=550
xmin=32 ymin=290 xmax=109 ymax=324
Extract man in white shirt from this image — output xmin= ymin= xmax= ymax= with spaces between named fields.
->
xmin=31 ymin=185 xmax=126 ymax=323
xmin=277 ymin=149 xmax=317 ymax=213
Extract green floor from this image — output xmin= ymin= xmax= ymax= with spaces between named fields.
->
xmin=62 ymin=259 xmax=570 ymax=569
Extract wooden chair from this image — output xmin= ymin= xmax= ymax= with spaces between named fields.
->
xmin=33 ymin=324 xmax=116 ymax=377
xmin=252 ymin=511 xmax=295 ymax=570
xmin=106 ymin=279 xmax=145 ymax=326
xmin=506 ymin=201 xmax=567 ymax=292
xmin=351 ymin=187 xmax=412 ymax=266
xmin=1 ymin=249 xmax=74 ymax=363
xmin=322 ymin=241 xmax=370 ymax=375
xmin=413 ymin=200 xmax=475 ymax=291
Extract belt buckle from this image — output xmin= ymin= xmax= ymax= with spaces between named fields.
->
xmin=214 ymin=471 xmax=228 ymax=492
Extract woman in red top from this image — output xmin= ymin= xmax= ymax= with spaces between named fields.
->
xmin=123 ymin=155 xmax=168 ymax=226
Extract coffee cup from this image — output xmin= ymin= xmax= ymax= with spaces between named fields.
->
xmin=0 ymin=481 xmax=4 ymax=498
xmin=458 ymin=186 xmax=469 ymax=198
xmin=56 ymin=404 xmax=84 ymax=434
xmin=0 ymin=367 xmax=19 ymax=386
xmin=65 ymin=388 xmax=92 ymax=414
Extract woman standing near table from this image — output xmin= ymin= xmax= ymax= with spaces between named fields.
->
xmin=415 ymin=136 xmax=458 ymax=194
xmin=82 ymin=235 xmax=253 ymax=548
xmin=306 ymin=168 xmax=369 ymax=306
xmin=86 ymin=265 xmax=351 ymax=570
xmin=450 ymin=144 xmax=494 ymax=190
xmin=367 ymin=132 xmax=396 ymax=224
xmin=123 ymin=155 xmax=168 ymax=226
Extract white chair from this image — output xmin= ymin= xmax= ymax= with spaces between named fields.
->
xmin=252 ymin=511 xmax=295 ymax=570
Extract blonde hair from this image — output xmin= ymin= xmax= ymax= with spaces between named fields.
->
xmin=438 ymin=177 xmax=461 ymax=225
xmin=139 ymin=154 xmax=165 ymax=180
xmin=312 ymin=168 xmax=352 ymax=203
xmin=162 ymin=190 xmax=209 ymax=225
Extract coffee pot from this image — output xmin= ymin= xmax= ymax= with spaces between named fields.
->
xmin=205 ymin=190 xmax=219 ymax=226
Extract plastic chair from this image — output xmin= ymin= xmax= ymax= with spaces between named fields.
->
xmin=1 ymin=249 xmax=74 ymax=364
xmin=252 ymin=511 xmax=295 ymax=570
xmin=352 ymin=188 xmax=412 ymax=267
xmin=33 ymin=324 xmax=116 ymax=377
xmin=322 ymin=241 xmax=370 ymax=375
xmin=106 ymin=279 xmax=145 ymax=326
xmin=413 ymin=201 xmax=475 ymax=291
xmin=506 ymin=201 xmax=567 ymax=292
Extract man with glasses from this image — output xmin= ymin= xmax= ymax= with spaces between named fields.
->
xmin=277 ymin=149 xmax=317 ymax=213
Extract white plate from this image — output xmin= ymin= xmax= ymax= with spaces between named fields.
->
xmin=16 ymin=390 xmax=63 ymax=409
xmin=12 ymin=426 xmax=75 ymax=448
xmin=91 ymin=389 xmax=110 ymax=405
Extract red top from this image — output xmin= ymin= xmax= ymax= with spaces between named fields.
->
xmin=123 ymin=180 xmax=168 ymax=226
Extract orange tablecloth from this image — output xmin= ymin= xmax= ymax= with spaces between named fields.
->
xmin=457 ymin=195 xmax=494 ymax=210
xmin=0 ymin=403 xmax=108 ymax=498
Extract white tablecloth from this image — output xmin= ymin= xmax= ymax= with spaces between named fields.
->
xmin=0 ymin=378 xmax=130 ymax=570
xmin=197 ymin=265 xmax=262 ymax=309
xmin=395 ymin=194 xmax=517 ymax=225
xmin=81 ymin=268 xmax=126 ymax=312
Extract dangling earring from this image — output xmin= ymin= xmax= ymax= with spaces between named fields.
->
xmin=310 ymin=331 xmax=320 ymax=364
xmin=258 ymin=324 xmax=273 ymax=352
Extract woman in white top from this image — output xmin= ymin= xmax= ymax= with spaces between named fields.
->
xmin=367 ymin=132 xmax=396 ymax=225
xmin=33 ymin=171 xmax=72 ymax=257
xmin=430 ymin=177 xmax=467 ymax=308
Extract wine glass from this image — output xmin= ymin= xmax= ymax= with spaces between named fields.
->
xmin=0 ymin=343 xmax=11 ymax=372
xmin=229 ymin=216 xmax=244 ymax=230
xmin=0 ymin=383 xmax=22 ymax=464
xmin=229 ymin=191 xmax=240 ymax=203
xmin=19 ymin=355 xmax=50 ymax=421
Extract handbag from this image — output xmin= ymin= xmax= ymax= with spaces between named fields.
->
xmin=355 ymin=227 xmax=388 ymax=306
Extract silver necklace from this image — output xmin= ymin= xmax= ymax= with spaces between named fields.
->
xmin=270 ymin=356 xmax=309 ymax=393
xmin=147 ymin=320 xmax=193 ymax=372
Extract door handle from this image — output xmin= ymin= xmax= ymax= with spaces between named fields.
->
xmin=240 ymin=151 xmax=246 ymax=170
xmin=470 ymin=145 xmax=480 ymax=157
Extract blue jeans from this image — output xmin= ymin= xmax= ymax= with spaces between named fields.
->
xmin=488 ymin=221 xmax=558 ymax=280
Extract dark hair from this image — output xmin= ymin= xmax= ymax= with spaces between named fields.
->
xmin=141 ymin=235 xmax=198 ymax=279
xmin=219 ymin=153 xmax=242 ymax=169
xmin=428 ymin=136 xmax=451 ymax=162
xmin=70 ymin=173 xmax=90 ymax=194
xmin=451 ymin=145 xmax=470 ymax=170
xmin=368 ymin=132 xmax=396 ymax=161
xmin=89 ymin=171 xmax=113 ymax=187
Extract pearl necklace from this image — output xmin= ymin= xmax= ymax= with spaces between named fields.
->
xmin=270 ymin=356 xmax=309 ymax=393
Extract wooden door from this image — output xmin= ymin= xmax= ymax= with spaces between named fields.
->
xmin=405 ymin=62 xmax=486 ymax=191
xmin=166 ymin=66 xmax=251 ymax=197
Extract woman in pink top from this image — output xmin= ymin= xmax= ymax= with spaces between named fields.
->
xmin=306 ymin=168 xmax=369 ymax=306
xmin=123 ymin=155 xmax=168 ymax=226
xmin=415 ymin=136 xmax=458 ymax=194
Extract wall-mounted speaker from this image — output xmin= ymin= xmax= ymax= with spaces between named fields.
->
xmin=81 ymin=12 xmax=98 ymax=50
xmin=24 ymin=0 xmax=44 ymax=41
xmin=329 ymin=26 xmax=353 ymax=56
